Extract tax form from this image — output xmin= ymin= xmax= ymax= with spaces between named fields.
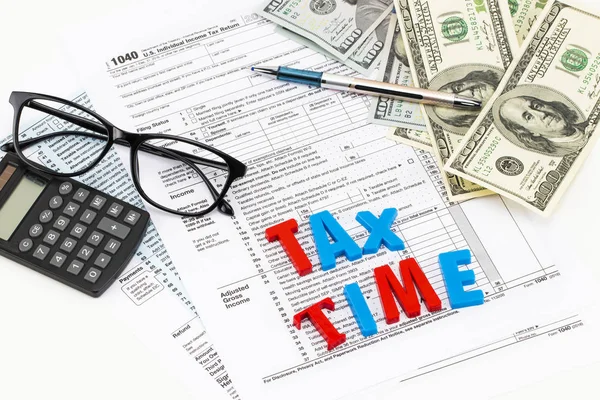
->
xmin=75 ymin=9 xmax=600 ymax=400
xmin=0 ymin=93 xmax=235 ymax=400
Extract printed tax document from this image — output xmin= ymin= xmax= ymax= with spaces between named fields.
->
xmin=75 ymin=8 xmax=600 ymax=400
xmin=0 ymin=93 xmax=234 ymax=400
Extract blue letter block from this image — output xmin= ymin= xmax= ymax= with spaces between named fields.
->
xmin=356 ymin=208 xmax=405 ymax=254
xmin=309 ymin=211 xmax=362 ymax=271
xmin=438 ymin=250 xmax=484 ymax=309
xmin=344 ymin=282 xmax=378 ymax=337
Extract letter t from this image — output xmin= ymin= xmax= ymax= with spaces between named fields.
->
xmin=293 ymin=298 xmax=346 ymax=351
xmin=265 ymin=219 xmax=312 ymax=276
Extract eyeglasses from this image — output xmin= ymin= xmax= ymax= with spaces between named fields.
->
xmin=0 ymin=92 xmax=247 ymax=217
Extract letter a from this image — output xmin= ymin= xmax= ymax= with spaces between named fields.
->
xmin=309 ymin=211 xmax=362 ymax=271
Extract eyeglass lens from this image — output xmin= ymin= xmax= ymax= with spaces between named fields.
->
xmin=15 ymin=98 xmax=109 ymax=174
xmin=135 ymin=137 xmax=230 ymax=215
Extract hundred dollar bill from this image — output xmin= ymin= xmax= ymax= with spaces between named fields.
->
xmin=395 ymin=0 xmax=519 ymax=201
xmin=508 ymin=0 xmax=548 ymax=45
xmin=446 ymin=1 xmax=600 ymax=215
xmin=260 ymin=0 xmax=393 ymax=61
xmin=275 ymin=11 xmax=391 ymax=76
xmin=367 ymin=14 xmax=430 ymax=148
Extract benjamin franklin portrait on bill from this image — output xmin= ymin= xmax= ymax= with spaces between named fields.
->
xmin=425 ymin=64 xmax=504 ymax=135
xmin=342 ymin=0 xmax=392 ymax=42
xmin=493 ymin=85 xmax=589 ymax=157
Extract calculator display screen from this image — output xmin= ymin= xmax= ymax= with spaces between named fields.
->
xmin=0 ymin=173 xmax=47 ymax=240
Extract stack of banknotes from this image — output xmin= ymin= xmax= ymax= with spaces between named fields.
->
xmin=259 ymin=0 xmax=600 ymax=215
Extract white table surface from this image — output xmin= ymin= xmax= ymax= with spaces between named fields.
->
xmin=0 ymin=0 xmax=599 ymax=399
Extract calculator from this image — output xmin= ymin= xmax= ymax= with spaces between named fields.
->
xmin=0 ymin=152 xmax=150 ymax=297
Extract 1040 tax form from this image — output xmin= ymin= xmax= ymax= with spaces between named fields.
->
xmin=75 ymin=8 xmax=600 ymax=400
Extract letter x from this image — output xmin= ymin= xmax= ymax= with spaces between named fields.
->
xmin=356 ymin=208 xmax=405 ymax=254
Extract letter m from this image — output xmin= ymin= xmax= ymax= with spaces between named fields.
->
xmin=374 ymin=258 xmax=442 ymax=324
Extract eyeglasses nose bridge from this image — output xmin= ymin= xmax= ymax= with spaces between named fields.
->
xmin=113 ymin=127 xmax=126 ymax=140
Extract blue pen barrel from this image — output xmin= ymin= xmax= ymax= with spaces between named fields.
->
xmin=277 ymin=67 xmax=323 ymax=87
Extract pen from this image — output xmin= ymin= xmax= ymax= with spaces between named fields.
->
xmin=251 ymin=66 xmax=482 ymax=110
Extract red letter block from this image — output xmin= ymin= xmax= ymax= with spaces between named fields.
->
xmin=293 ymin=297 xmax=346 ymax=351
xmin=374 ymin=258 xmax=442 ymax=324
xmin=265 ymin=219 xmax=312 ymax=277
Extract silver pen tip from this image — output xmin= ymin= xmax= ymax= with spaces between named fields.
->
xmin=454 ymin=96 xmax=482 ymax=109
xmin=251 ymin=66 xmax=279 ymax=76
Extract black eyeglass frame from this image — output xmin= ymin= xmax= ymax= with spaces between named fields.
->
xmin=3 ymin=91 xmax=247 ymax=218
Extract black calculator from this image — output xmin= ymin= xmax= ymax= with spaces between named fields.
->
xmin=0 ymin=152 xmax=149 ymax=297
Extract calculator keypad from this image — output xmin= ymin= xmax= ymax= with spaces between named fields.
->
xmin=11 ymin=176 xmax=148 ymax=297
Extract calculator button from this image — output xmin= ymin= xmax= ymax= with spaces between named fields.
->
xmin=94 ymin=253 xmax=112 ymax=269
xmin=19 ymin=239 xmax=33 ymax=252
xmin=87 ymin=231 xmax=105 ymax=247
xmin=73 ymin=189 xmax=90 ymax=203
xmin=29 ymin=224 xmax=43 ymax=238
xmin=124 ymin=210 xmax=141 ymax=226
xmin=50 ymin=252 xmax=67 ymax=268
xmin=67 ymin=260 xmax=84 ymax=276
xmin=43 ymin=230 xmax=61 ymax=246
xmin=49 ymin=196 xmax=63 ymax=210
xmin=63 ymin=202 xmax=80 ymax=217
xmin=90 ymin=195 xmax=107 ymax=210
xmin=84 ymin=267 xmax=102 ymax=284
xmin=104 ymin=239 xmax=121 ymax=254
xmin=70 ymin=223 xmax=87 ymax=239
xmin=60 ymin=237 xmax=78 ymax=254
xmin=33 ymin=245 xmax=50 ymax=261
xmin=77 ymin=245 xmax=94 ymax=261
xmin=59 ymin=182 xmax=73 ymax=195
xmin=39 ymin=210 xmax=53 ymax=224
xmin=80 ymin=209 xmax=97 ymax=225
xmin=108 ymin=203 xmax=124 ymax=218
xmin=54 ymin=216 xmax=71 ymax=232
xmin=97 ymin=217 xmax=131 ymax=240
